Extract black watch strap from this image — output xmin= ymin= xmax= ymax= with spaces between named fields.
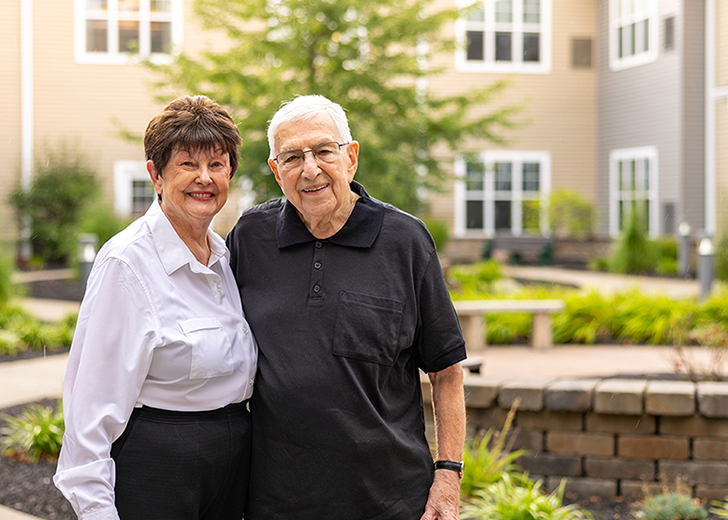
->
xmin=434 ymin=460 xmax=463 ymax=478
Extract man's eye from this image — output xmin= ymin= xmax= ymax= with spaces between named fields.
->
xmin=316 ymin=149 xmax=334 ymax=156
xmin=283 ymin=154 xmax=302 ymax=164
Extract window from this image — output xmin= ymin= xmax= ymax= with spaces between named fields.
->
xmin=456 ymin=0 xmax=552 ymax=73
xmin=572 ymin=38 xmax=592 ymax=68
xmin=455 ymin=151 xmax=551 ymax=237
xmin=663 ymin=16 xmax=675 ymax=52
xmin=114 ymin=161 xmax=155 ymax=217
xmin=609 ymin=147 xmax=659 ymax=237
xmin=75 ymin=0 xmax=183 ymax=64
xmin=609 ymin=0 xmax=658 ymax=71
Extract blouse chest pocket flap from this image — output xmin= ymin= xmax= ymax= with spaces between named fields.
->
xmin=333 ymin=291 xmax=405 ymax=366
xmin=179 ymin=317 xmax=235 ymax=379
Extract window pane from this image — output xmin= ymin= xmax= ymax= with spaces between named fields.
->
xmin=664 ymin=16 xmax=675 ymax=51
xmin=522 ymin=163 xmax=540 ymax=191
xmin=119 ymin=20 xmax=139 ymax=53
xmin=86 ymin=20 xmax=108 ymax=52
xmin=642 ymin=18 xmax=649 ymax=52
xmin=495 ymin=201 xmax=511 ymax=230
xmin=495 ymin=162 xmax=512 ymax=191
xmin=572 ymin=38 xmax=592 ymax=68
xmin=466 ymin=162 xmax=485 ymax=191
xmin=630 ymin=22 xmax=636 ymax=55
xmin=86 ymin=0 xmax=107 ymax=11
xmin=467 ymin=31 xmax=485 ymax=61
xmin=495 ymin=0 xmax=512 ymax=23
xmin=119 ymin=0 xmax=139 ymax=12
xmin=618 ymin=27 xmax=623 ymax=58
xmin=642 ymin=158 xmax=650 ymax=190
xmin=467 ymin=5 xmax=485 ymax=22
xmin=495 ymin=32 xmax=512 ymax=61
xmin=466 ymin=200 xmax=485 ymax=230
xmin=151 ymin=0 xmax=172 ymax=13
xmin=524 ymin=0 xmax=540 ymax=24
xmin=151 ymin=21 xmax=172 ymax=53
xmin=618 ymin=161 xmax=623 ymax=191
xmin=523 ymin=33 xmax=540 ymax=62
xmin=132 ymin=180 xmax=155 ymax=214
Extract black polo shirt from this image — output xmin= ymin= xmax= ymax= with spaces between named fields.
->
xmin=226 ymin=181 xmax=466 ymax=520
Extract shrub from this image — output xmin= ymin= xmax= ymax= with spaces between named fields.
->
xmin=461 ymin=474 xmax=593 ymax=520
xmin=10 ymin=144 xmax=100 ymax=264
xmin=552 ymin=291 xmax=614 ymax=344
xmin=608 ymin=205 xmax=658 ymax=274
xmin=422 ymin=218 xmax=450 ymax=253
xmin=547 ymin=189 xmax=595 ymax=240
xmin=1 ymin=400 xmax=64 ymax=463
xmin=613 ymin=291 xmax=695 ymax=345
xmin=0 ymin=330 xmax=23 ymax=355
xmin=0 ymin=254 xmax=21 ymax=308
xmin=638 ymin=492 xmax=707 ymax=520
xmin=81 ymin=202 xmax=133 ymax=250
xmin=450 ymin=261 xmax=504 ymax=297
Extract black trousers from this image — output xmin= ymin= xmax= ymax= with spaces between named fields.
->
xmin=111 ymin=401 xmax=251 ymax=520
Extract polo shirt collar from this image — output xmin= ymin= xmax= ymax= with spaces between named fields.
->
xmin=276 ymin=181 xmax=384 ymax=249
xmin=146 ymin=199 xmax=229 ymax=275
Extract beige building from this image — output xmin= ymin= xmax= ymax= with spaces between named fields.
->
xmin=2 ymin=0 xmax=725 ymax=262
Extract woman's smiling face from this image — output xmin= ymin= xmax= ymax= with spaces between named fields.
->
xmin=149 ymin=146 xmax=231 ymax=231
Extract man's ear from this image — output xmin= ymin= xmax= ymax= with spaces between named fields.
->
xmin=346 ymin=141 xmax=359 ymax=182
xmin=269 ymin=159 xmax=284 ymax=189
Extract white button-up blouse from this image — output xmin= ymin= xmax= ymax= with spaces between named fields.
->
xmin=54 ymin=199 xmax=257 ymax=520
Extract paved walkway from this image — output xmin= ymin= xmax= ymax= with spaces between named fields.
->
xmin=0 ymin=267 xmax=714 ymax=519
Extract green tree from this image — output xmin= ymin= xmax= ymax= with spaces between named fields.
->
xmin=149 ymin=0 xmax=521 ymax=213
xmin=11 ymin=145 xmax=100 ymax=264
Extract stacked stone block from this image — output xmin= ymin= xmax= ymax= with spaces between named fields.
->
xmin=421 ymin=374 xmax=728 ymax=501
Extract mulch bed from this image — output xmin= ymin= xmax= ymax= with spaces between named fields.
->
xmin=0 ymin=398 xmax=75 ymax=520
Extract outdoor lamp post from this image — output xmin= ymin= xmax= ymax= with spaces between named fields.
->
xmin=78 ymin=233 xmax=98 ymax=296
xmin=678 ymin=221 xmax=691 ymax=278
xmin=698 ymin=237 xmax=714 ymax=300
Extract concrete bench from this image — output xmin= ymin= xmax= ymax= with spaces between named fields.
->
xmin=453 ymin=299 xmax=565 ymax=350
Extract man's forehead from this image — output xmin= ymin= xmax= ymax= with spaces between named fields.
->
xmin=275 ymin=114 xmax=340 ymax=150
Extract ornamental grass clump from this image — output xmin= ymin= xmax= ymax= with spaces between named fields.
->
xmin=1 ymin=400 xmax=65 ymax=463
xmin=461 ymin=399 xmax=525 ymax=498
xmin=637 ymin=491 xmax=707 ymax=520
xmin=461 ymin=474 xmax=593 ymax=520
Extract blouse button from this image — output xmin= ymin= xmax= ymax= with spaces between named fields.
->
xmin=314 ymin=261 xmax=322 ymax=270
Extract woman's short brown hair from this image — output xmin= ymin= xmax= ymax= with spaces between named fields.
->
xmin=144 ymin=95 xmax=242 ymax=177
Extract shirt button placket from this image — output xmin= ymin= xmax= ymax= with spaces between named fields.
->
xmin=310 ymin=241 xmax=326 ymax=301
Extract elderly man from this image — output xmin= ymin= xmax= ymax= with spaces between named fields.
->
xmin=226 ymin=95 xmax=466 ymax=520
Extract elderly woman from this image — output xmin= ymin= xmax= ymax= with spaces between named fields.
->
xmin=54 ymin=95 xmax=257 ymax=520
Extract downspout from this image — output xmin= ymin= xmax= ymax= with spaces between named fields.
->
xmin=705 ymin=0 xmax=716 ymax=236
xmin=20 ymin=0 xmax=33 ymax=260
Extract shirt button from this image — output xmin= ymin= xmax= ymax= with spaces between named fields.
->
xmin=314 ymin=261 xmax=322 ymax=270
xmin=242 ymin=326 xmax=249 ymax=334
xmin=312 ymin=284 xmax=321 ymax=293
xmin=249 ymin=379 xmax=254 ymax=386
xmin=315 ymin=241 xmax=323 ymax=249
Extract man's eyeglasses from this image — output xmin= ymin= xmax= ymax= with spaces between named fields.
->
xmin=273 ymin=142 xmax=349 ymax=172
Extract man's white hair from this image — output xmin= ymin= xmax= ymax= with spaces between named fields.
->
xmin=267 ymin=95 xmax=353 ymax=159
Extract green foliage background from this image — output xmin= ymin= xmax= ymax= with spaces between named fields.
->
xmin=148 ymin=0 xmax=521 ymax=213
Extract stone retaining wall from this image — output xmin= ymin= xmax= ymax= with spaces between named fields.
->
xmin=422 ymin=375 xmax=728 ymax=501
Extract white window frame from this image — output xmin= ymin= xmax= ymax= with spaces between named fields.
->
xmin=454 ymin=0 xmax=552 ymax=74
xmin=609 ymin=0 xmax=658 ymax=71
xmin=74 ymin=0 xmax=183 ymax=65
xmin=609 ymin=146 xmax=659 ymax=237
xmin=454 ymin=150 xmax=551 ymax=237
xmin=114 ymin=160 xmax=155 ymax=217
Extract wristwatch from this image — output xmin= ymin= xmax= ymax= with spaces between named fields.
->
xmin=434 ymin=460 xmax=464 ymax=478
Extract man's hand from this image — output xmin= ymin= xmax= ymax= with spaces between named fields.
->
xmin=420 ymin=469 xmax=461 ymax=520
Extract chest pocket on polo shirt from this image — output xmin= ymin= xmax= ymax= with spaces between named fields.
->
xmin=179 ymin=318 xmax=235 ymax=379
xmin=332 ymin=291 xmax=405 ymax=366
